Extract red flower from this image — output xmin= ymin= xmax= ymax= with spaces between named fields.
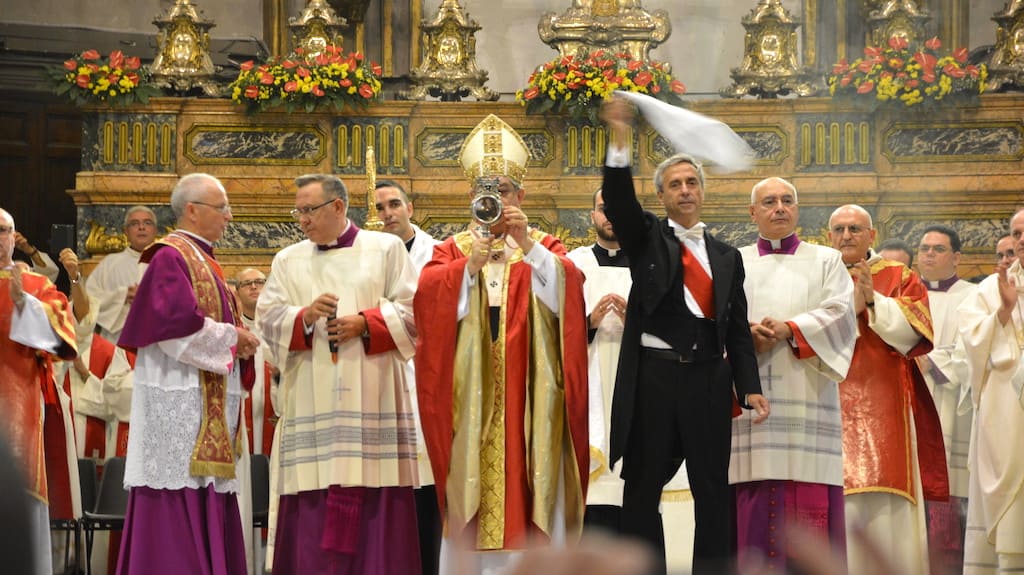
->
xmin=634 ymin=71 xmax=653 ymax=87
xmin=126 ymin=72 xmax=140 ymax=85
xmin=125 ymin=56 xmax=141 ymax=70
xmin=372 ymin=63 xmax=382 ymax=76
xmin=865 ymin=46 xmax=883 ymax=59
xmin=259 ymin=72 xmax=275 ymax=85
xmin=76 ymin=74 xmax=91 ymax=88
xmin=651 ymin=83 xmax=661 ymax=94
xmin=552 ymin=72 xmax=566 ymax=81
xmin=925 ymin=37 xmax=942 ymax=50
xmin=953 ymin=47 xmax=969 ymax=63
xmin=944 ymin=64 xmax=966 ymax=78
xmin=63 ymin=59 xmax=77 ymax=70
xmin=887 ymin=36 xmax=908 ymax=51
xmin=888 ymin=58 xmax=904 ymax=69
xmin=912 ymin=51 xmax=936 ymax=72
xmin=966 ymin=64 xmax=980 ymax=79
xmin=832 ymin=58 xmax=849 ymax=75
xmin=358 ymin=83 xmax=374 ymax=98
xmin=627 ymin=59 xmax=642 ymax=71
xmin=922 ymin=72 xmax=936 ymax=83
xmin=858 ymin=60 xmax=875 ymax=73
xmin=282 ymin=60 xmax=297 ymax=70
xmin=857 ymin=80 xmax=875 ymax=94
xmin=244 ymin=85 xmax=260 ymax=99
xmin=880 ymin=71 xmax=894 ymax=80
xmin=81 ymin=49 xmax=100 ymax=61
xmin=670 ymin=79 xmax=686 ymax=94
xmin=523 ymin=87 xmax=540 ymax=100
xmin=284 ymin=81 xmax=298 ymax=93
xmin=297 ymin=67 xmax=311 ymax=78
xmin=315 ymin=53 xmax=330 ymax=66
xmin=108 ymin=50 xmax=124 ymax=69
xmin=312 ymin=85 xmax=325 ymax=97
xmin=906 ymin=79 xmax=919 ymax=89
xmin=603 ymin=69 xmax=617 ymax=81
xmin=340 ymin=78 xmax=352 ymax=87
xmin=240 ymin=60 xmax=255 ymax=72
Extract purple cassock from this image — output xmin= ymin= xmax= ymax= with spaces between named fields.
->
xmin=116 ymin=233 xmax=248 ymax=575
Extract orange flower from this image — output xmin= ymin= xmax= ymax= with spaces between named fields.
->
xmin=856 ymin=80 xmax=874 ymax=94
xmin=81 ymin=49 xmax=100 ymax=61
xmin=125 ymin=56 xmax=141 ymax=70
xmin=284 ymin=81 xmax=298 ymax=93
xmin=634 ymin=71 xmax=653 ymax=87
xmin=925 ymin=37 xmax=942 ymax=50
xmin=832 ymin=59 xmax=849 ymax=75
xmin=953 ymin=47 xmax=969 ymax=63
xmin=358 ymin=83 xmax=374 ymax=98
xmin=63 ymin=59 xmax=77 ymax=70
xmin=670 ymin=80 xmax=686 ymax=94
xmin=240 ymin=60 xmax=255 ymax=72
xmin=312 ymin=85 xmax=325 ymax=97
xmin=887 ymin=36 xmax=908 ymax=51
xmin=297 ymin=67 xmax=311 ymax=79
xmin=76 ymin=74 xmax=91 ymax=88
xmin=244 ymin=85 xmax=259 ymax=99
xmin=523 ymin=87 xmax=540 ymax=100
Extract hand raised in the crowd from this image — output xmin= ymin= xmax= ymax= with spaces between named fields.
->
xmin=234 ymin=326 xmax=261 ymax=360
xmin=303 ymin=292 xmax=339 ymax=327
xmin=466 ymin=234 xmax=496 ymax=277
xmin=996 ymin=259 xmax=1018 ymax=325
xmin=13 ymin=231 xmax=34 ymax=254
xmin=750 ymin=322 xmax=776 ymax=353
xmin=58 ymin=248 xmax=79 ymax=280
xmin=590 ymin=293 xmax=627 ymax=328
xmin=849 ymin=260 xmax=874 ymax=314
xmin=327 ymin=313 xmax=368 ymax=347
xmin=503 ymin=205 xmax=533 ymax=254
xmin=8 ymin=262 xmax=25 ymax=309
xmin=600 ymin=96 xmax=634 ymax=148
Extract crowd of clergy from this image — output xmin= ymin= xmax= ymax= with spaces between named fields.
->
xmin=2 ymin=100 xmax=1024 ymax=575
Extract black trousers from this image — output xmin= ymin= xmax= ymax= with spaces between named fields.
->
xmin=414 ymin=485 xmax=443 ymax=575
xmin=620 ymin=355 xmax=735 ymax=575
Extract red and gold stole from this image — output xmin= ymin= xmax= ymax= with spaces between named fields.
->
xmin=159 ymin=232 xmax=241 ymax=479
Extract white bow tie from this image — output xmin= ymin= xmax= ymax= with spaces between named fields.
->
xmin=674 ymin=223 xmax=706 ymax=242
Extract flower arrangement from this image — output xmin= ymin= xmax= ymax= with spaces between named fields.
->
xmin=516 ymin=50 xmax=686 ymax=122
xmin=229 ymin=45 xmax=383 ymax=114
xmin=46 ymin=49 xmax=160 ymax=107
xmin=828 ymin=36 xmax=986 ymax=109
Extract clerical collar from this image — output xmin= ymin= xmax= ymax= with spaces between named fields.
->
xmin=404 ymin=234 xmax=416 ymax=252
xmin=174 ymin=230 xmax=214 ymax=256
xmin=593 ymin=243 xmax=629 ymax=267
xmin=925 ymin=275 xmax=959 ymax=292
xmin=317 ymin=221 xmax=359 ymax=251
xmin=756 ymin=233 xmax=800 ymax=256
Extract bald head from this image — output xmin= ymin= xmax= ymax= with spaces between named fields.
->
xmin=0 ymin=208 xmax=15 ymax=267
xmin=828 ymin=204 xmax=877 ymax=265
xmin=234 ymin=267 xmax=267 ymax=317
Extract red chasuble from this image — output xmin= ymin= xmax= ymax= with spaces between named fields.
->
xmin=414 ymin=230 xmax=589 ymax=550
xmin=840 ymin=259 xmax=949 ymax=503
xmin=0 ymin=269 xmax=76 ymax=510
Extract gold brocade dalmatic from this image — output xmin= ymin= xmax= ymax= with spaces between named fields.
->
xmin=158 ymin=233 xmax=240 ymax=479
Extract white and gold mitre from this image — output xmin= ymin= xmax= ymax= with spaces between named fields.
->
xmin=458 ymin=114 xmax=529 ymax=185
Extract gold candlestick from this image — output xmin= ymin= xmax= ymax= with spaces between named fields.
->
xmin=362 ymin=146 xmax=384 ymax=231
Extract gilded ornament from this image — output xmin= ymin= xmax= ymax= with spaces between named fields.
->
xmin=404 ymin=0 xmax=497 ymax=101
xmin=721 ymin=0 xmax=820 ymax=98
xmin=866 ymin=0 xmax=930 ymax=49
xmin=986 ymin=0 xmax=1024 ymax=92
xmin=149 ymin=0 xmax=220 ymax=96
xmin=289 ymin=0 xmax=348 ymax=61
xmin=538 ymin=0 xmax=670 ymax=62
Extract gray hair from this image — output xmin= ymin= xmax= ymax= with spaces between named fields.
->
xmin=828 ymin=204 xmax=873 ymax=229
xmin=654 ymin=153 xmax=705 ymax=193
xmin=295 ymin=174 xmax=348 ymax=204
xmin=123 ymin=205 xmax=158 ymax=227
xmin=750 ymin=177 xmax=798 ymax=204
xmin=170 ymin=173 xmax=226 ymax=219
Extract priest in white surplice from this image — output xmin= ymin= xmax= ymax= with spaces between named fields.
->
xmin=373 ymin=179 xmax=442 ymax=575
xmin=914 ymin=225 xmax=976 ymax=574
xmin=257 ymin=174 xmax=420 ymax=575
xmin=85 ymin=205 xmax=158 ymax=342
xmin=730 ymin=178 xmax=857 ymax=571
xmin=567 ymin=188 xmax=632 ymax=531
xmin=959 ymin=209 xmax=1024 ymax=574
